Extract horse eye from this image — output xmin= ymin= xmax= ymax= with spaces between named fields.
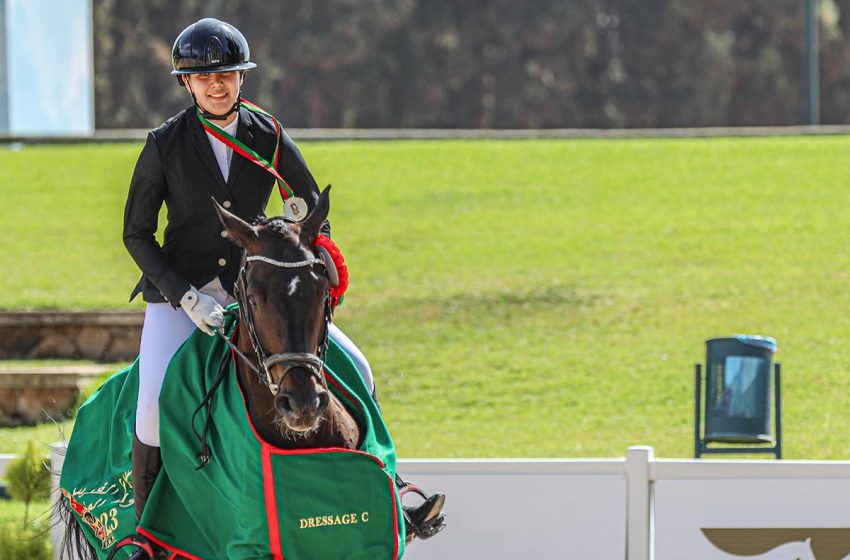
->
xmin=248 ymin=295 xmax=258 ymax=307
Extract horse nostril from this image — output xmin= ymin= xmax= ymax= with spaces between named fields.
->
xmin=315 ymin=392 xmax=329 ymax=414
xmin=275 ymin=394 xmax=294 ymax=414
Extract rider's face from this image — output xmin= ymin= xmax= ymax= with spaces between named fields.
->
xmin=184 ymin=71 xmax=242 ymax=122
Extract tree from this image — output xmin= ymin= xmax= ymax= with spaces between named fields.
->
xmin=91 ymin=0 xmax=829 ymax=128
xmin=6 ymin=441 xmax=51 ymax=527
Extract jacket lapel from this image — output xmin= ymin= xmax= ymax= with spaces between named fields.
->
xmin=189 ymin=111 xmax=230 ymax=200
xmin=226 ymin=106 xmax=254 ymax=189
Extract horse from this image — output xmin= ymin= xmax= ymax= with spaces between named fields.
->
xmin=58 ymin=187 xmax=413 ymax=559
xmin=217 ymin=186 xmax=361 ymax=452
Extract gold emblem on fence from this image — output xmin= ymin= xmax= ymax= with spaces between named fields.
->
xmin=703 ymin=528 xmax=850 ymax=560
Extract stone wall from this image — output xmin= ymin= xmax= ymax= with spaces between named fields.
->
xmin=0 ymin=310 xmax=143 ymax=361
xmin=0 ymin=366 xmax=108 ymax=426
xmin=0 ymin=311 xmax=142 ymax=426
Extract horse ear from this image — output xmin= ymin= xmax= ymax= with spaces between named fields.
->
xmin=212 ymin=197 xmax=257 ymax=248
xmin=299 ymin=185 xmax=330 ymax=246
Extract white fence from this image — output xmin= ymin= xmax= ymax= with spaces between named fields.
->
xmin=0 ymin=453 xmax=16 ymax=478
xmin=47 ymin=445 xmax=850 ymax=559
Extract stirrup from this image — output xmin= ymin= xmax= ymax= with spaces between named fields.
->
xmin=107 ymin=535 xmax=156 ymax=560
xmin=396 ymin=478 xmax=447 ymax=541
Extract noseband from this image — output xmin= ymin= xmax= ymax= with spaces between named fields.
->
xmin=233 ymin=252 xmax=333 ymax=396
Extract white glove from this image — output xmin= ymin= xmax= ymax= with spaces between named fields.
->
xmin=180 ymin=287 xmax=225 ymax=336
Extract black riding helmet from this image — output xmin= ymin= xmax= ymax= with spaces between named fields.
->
xmin=172 ymin=18 xmax=257 ymax=120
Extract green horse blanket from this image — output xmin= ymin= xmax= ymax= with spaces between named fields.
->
xmin=60 ymin=311 xmax=405 ymax=560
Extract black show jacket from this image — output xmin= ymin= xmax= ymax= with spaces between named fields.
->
xmin=123 ymin=105 xmax=325 ymax=307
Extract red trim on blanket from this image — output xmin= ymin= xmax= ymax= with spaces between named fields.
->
xmin=229 ymin=326 xmax=381 ymax=467
xmin=388 ymin=475 xmax=400 ymax=560
xmin=230 ymin=329 xmax=285 ymax=558
xmin=137 ymin=527 xmax=204 ymax=560
xmin=324 ymin=369 xmax=362 ymax=411
xmin=228 ymin=322 xmax=395 ymax=557
xmin=262 ymin=443 xmax=285 ymax=560
xmin=268 ymin=445 xmax=385 ymax=468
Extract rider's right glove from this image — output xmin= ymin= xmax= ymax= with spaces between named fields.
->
xmin=180 ymin=287 xmax=225 ymax=336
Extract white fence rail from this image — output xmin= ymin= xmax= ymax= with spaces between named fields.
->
xmin=399 ymin=457 xmax=629 ymax=560
xmin=0 ymin=453 xmax=16 ymax=479
xmin=650 ymin=452 xmax=850 ymax=560
xmin=46 ymin=444 xmax=850 ymax=560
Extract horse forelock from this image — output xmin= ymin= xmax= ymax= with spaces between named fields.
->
xmin=251 ymin=216 xmax=304 ymax=251
xmin=253 ymin=215 xmax=286 ymax=229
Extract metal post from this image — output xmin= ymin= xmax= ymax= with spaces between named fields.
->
xmin=775 ymin=363 xmax=782 ymax=459
xmin=0 ymin=0 xmax=8 ymax=133
xmin=694 ymin=364 xmax=702 ymax=458
xmin=804 ymin=0 xmax=820 ymax=125
xmin=627 ymin=446 xmax=652 ymax=560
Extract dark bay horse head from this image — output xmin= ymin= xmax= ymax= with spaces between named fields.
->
xmin=214 ymin=187 xmax=337 ymax=437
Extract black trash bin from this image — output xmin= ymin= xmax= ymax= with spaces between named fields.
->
xmin=704 ymin=336 xmax=777 ymax=444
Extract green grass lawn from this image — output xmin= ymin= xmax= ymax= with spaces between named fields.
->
xmin=2 ymin=137 xmax=850 ymax=459
xmin=0 ymin=360 xmax=101 ymax=367
xmin=0 ymin=498 xmax=52 ymax=559
xmin=0 ymin=424 xmax=71 ymax=456
xmin=0 ymin=499 xmax=51 ymax=528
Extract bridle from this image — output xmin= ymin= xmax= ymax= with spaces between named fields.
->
xmin=230 ymin=250 xmax=334 ymax=396
xmin=196 ymin=247 xmax=334 ymax=468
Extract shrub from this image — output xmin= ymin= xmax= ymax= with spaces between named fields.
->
xmin=6 ymin=441 xmax=50 ymax=526
xmin=0 ymin=520 xmax=50 ymax=560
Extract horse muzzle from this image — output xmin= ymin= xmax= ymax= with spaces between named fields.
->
xmin=274 ymin=385 xmax=330 ymax=432
xmin=262 ymin=353 xmax=329 ymax=432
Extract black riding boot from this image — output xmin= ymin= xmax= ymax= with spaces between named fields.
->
xmin=108 ymin=437 xmax=164 ymax=560
xmin=132 ymin=435 xmax=162 ymax=524
xmin=128 ymin=435 xmax=163 ymax=560
xmin=395 ymin=474 xmax=446 ymax=544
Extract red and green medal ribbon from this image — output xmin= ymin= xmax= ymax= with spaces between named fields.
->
xmin=199 ymin=100 xmax=348 ymax=306
xmin=197 ymin=100 xmax=294 ymax=203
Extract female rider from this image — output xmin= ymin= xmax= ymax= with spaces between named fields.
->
xmin=122 ymin=18 xmax=444 ymax=555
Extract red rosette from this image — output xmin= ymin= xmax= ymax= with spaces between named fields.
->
xmin=315 ymin=235 xmax=349 ymax=307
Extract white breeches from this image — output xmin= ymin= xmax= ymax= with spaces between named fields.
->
xmin=135 ymin=298 xmax=374 ymax=447
xmin=136 ymin=302 xmax=197 ymax=446
xmin=328 ymin=322 xmax=374 ymax=396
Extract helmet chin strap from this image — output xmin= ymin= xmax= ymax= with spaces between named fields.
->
xmin=185 ymin=78 xmax=242 ymax=121
xmin=190 ymin=90 xmax=241 ymax=121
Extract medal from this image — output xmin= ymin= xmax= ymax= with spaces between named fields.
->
xmin=284 ymin=197 xmax=309 ymax=221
